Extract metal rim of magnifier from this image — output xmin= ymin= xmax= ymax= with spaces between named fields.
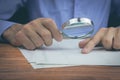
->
xmin=62 ymin=18 xmax=94 ymax=39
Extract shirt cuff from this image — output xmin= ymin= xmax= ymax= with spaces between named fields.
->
xmin=0 ymin=20 xmax=16 ymax=42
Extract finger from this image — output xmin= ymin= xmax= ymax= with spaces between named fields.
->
xmin=11 ymin=38 xmax=22 ymax=46
xmin=40 ymin=18 xmax=63 ymax=41
xmin=22 ymin=24 xmax=44 ymax=48
xmin=28 ymin=21 xmax=53 ymax=46
xmin=81 ymin=28 xmax=107 ymax=54
xmin=102 ymin=27 xmax=115 ymax=50
xmin=113 ymin=28 xmax=120 ymax=50
xmin=79 ymin=38 xmax=91 ymax=48
xmin=16 ymin=31 xmax=36 ymax=50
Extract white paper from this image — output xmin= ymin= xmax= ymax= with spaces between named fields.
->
xmin=19 ymin=39 xmax=120 ymax=69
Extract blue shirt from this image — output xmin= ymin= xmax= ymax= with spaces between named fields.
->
xmin=0 ymin=0 xmax=113 ymax=42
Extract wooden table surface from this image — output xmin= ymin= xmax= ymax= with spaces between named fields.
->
xmin=0 ymin=43 xmax=120 ymax=80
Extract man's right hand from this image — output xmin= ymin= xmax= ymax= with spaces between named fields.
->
xmin=3 ymin=18 xmax=63 ymax=49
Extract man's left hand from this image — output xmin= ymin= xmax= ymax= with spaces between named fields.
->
xmin=79 ymin=27 xmax=120 ymax=53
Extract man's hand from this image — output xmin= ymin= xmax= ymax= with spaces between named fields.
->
xmin=79 ymin=27 xmax=120 ymax=54
xmin=3 ymin=18 xmax=63 ymax=49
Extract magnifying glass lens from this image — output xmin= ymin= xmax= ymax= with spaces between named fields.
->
xmin=62 ymin=18 xmax=94 ymax=39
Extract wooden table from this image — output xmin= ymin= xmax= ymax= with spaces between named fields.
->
xmin=0 ymin=43 xmax=120 ymax=80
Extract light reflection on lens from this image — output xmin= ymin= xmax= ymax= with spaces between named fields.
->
xmin=62 ymin=18 xmax=94 ymax=39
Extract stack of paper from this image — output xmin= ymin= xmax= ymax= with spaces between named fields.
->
xmin=19 ymin=39 xmax=120 ymax=69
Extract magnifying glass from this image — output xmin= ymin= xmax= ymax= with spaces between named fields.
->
xmin=61 ymin=18 xmax=94 ymax=39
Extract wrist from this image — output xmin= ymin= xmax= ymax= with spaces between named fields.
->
xmin=2 ymin=23 xmax=23 ymax=43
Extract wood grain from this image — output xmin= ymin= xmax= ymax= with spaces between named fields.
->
xmin=0 ymin=43 xmax=120 ymax=80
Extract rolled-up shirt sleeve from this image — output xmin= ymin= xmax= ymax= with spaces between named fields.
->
xmin=0 ymin=0 xmax=25 ymax=42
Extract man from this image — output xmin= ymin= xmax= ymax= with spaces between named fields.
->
xmin=0 ymin=0 xmax=120 ymax=54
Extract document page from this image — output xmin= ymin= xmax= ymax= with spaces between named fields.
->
xmin=19 ymin=39 xmax=120 ymax=69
